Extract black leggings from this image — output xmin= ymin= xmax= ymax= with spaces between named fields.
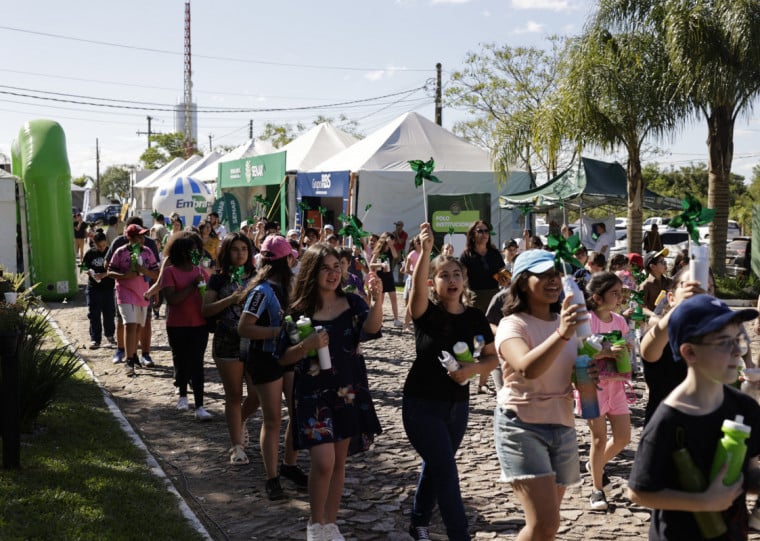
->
xmin=167 ymin=326 xmax=209 ymax=407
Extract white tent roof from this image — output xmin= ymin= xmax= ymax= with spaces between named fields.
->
xmin=133 ymin=158 xmax=184 ymax=189
xmin=307 ymin=112 xmax=519 ymax=246
xmin=312 ymin=111 xmax=493 ymax=173
xmin=192 ymin=139 xmax=277 ymax=182
xmin=281 ymin=123 xmax=358 ymax=171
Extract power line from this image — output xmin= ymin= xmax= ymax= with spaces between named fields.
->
xmin=0 ymin=25 xmax=433 ymax=73
xmin=0 ymin=84 xmax=429 ymax=113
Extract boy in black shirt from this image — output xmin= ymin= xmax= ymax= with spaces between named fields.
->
xmin=81 ymin=231 xmax=116 ymax=348
xmin=628 ymin=295 xmax=760 ymax=540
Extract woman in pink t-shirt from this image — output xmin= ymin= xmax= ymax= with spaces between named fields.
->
xmin=162 ymin=232 xmax=211 ymax=421
xmin=494 ymin=249 xmax=588 ymax=541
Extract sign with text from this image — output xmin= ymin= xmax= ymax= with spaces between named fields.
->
xmin=218 ymin=151 xmax=286 ymax=190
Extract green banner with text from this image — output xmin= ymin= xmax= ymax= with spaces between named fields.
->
xmin=217 ymin=151 xmax=286 ymax=191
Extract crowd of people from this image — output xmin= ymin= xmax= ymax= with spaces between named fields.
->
xmin=74 ymin=209 xmax=760 ymax=541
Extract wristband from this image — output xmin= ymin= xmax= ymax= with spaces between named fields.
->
xmin=556 ymin=329 xmax=570 ymax=341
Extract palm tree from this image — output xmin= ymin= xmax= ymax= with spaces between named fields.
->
xmin=594 ymin=0 xmax=760 ymax=272
xmin=548 ymin=26 xmax=682 ymax=252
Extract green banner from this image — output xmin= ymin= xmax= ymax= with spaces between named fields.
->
xmin=218 ymin=151 xmax=286 ymax=190
xmin=212 ymin=192 xmax=242 ymax=232
xmin=428 ymin=193 xmax=491 ymax=248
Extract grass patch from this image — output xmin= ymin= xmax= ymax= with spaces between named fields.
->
xmin=0 ymin=370 xmax=205 ymax=541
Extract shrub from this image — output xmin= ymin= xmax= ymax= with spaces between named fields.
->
xmin=715 ymin=273 xmax=760 ymax=300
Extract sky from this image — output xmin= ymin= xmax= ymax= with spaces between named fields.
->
xmin=1 ymin=0 xmax=758 ymax=182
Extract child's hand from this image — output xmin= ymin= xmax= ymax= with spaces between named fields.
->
xmin=703 ymin=462 xmax=743 ymax=512
xmin=558 ymin=295 xmax=581 ymax=339
xmin=419 ymin=223 xmax=433 ymax=253
xmin=365 ymin=272 xmax=382 ymax=301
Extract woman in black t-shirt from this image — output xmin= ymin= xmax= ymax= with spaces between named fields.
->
xmin=403 ymin=222 xmax=497 ymax=541
xmin=459 ymin=220 xmax=505 ymax=314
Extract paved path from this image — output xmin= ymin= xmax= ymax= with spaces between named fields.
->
xmin=47 ymin=282 xmax=760 ymax=540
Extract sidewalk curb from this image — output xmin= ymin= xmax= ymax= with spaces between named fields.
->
xmin=45 ymin=307 xmax=213 ymax=541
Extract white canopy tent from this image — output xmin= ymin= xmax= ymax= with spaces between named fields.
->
xmin=310 ymin=112 xmax=519 ymax=247
xmin=191 ymin=139 xmax=276 ymax=183
xmin=281 ymin=123 xmax=358 ymax=172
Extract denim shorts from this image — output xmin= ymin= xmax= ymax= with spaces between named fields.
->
xmin=493 ymin=405 xmax=581 ymax=487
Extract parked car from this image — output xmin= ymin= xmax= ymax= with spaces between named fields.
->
xmin=85 ymin=204 xmax=122 ymax=224
xmin=725 ymin=236 xmax=752 ymax=277
xmin=698 ymin=220 xmax=741 ymax=242
xmin=643 ymin=216 xmax=670 ymax=231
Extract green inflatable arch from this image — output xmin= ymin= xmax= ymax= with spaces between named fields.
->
xmin=12 ymin=119 xmax=77 ymax=301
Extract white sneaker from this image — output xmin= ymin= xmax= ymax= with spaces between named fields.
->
xmin=322 ymin=523 xmax=345 ymax=541
xmin=306 ymin=521 xmax=323 ymax=541
xmin=195 ymin=406 xmax=212 ymax=421
xmin=393 ymin=319 xmax=403 ymax=328
xmin=176 ymin=397 xmax=189 ymax=411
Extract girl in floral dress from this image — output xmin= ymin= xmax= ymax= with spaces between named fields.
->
xmin=279 ymin=243 xmax=384 ymax=541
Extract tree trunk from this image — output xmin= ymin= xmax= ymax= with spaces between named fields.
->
xmin=706 ymin=105 xmax=735 ymax=274
xmin=626 ymin=148 xmax=643 ymax=254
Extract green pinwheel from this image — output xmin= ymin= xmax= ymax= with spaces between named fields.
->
xmin=229 ymin=265 xmax=245 ymax=287
xmin=253 ymin=194 xmax=270 ymax=209
xmin=668 ymin=194 xmax=715 ymax=244
xmin=297 ymin=200 xmax=311 ymax=213
xmin=306 ymin=218 xmax=315 ymax=227
xmin=409 ymin=157 xmax=442 ymax=223
xmin=317 ymin=206 xmax=327 ymax=217
xmin=546 ymin=233 xmax=583 ymax=272
xmin=338 ymin=214 xmax=370 ymax=246
xmin=629 ymin=290 xmax=648 ymax=323
xmin=151 ymin=209 xmax=161 ymax=220
xmin=129 ymin=243 xmax=141 ymax=272
xmin=361 ymin=203 xmax=373 ymax=222
xmin=408 ymin=157 xmax=441 ymax=188
xmin=190 ymin=249 xmax=201 ymax=266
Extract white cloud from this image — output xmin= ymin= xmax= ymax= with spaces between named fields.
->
xmin=363 ymin=66 xmax=404 ymax=82
xmin=512 ymin=0 xmax=571 ymax=11
xmin=481 ymin=9 xmax=491 ymax=17
xmin=513 ymin=21 xmax=544 ymax=34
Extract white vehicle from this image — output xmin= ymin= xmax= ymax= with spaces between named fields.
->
xmin=698 ymin=220 xmax=741 ymax=242
xmin=642 ymin=216 xmax=669 ymax=231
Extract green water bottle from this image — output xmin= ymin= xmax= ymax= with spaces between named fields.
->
xmin=453 ymin=342 xmax=474 ymax=363
xmin=578 ymin=335 xmax=604 ymax=358
xmin=296 ymin=316 xmax=316 ymax=357
xmin=613 ymin=339 xmax=631 ymax=374
xmin=672 ymin=446 xmax=727 ymax=538
xmin=709 ymin=415 xmax=751 ymax=485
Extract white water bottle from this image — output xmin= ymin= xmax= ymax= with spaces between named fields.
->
xmin=438 ymin=351 xmax=467 ymax=386
xmin=690 ymin=244 xmax=709 ymax=291
xmin=561 ymin=276 xmax=591 ymax=339
xmin=314 ymin=325 xmax=331 ymax=370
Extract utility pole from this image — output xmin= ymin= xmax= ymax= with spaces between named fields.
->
xmin=208 ymin=134 xmax=213 ymax=153
xmin=249 ymin=119 xmax=253 ymax=140
xmin=435 ymin=62 xmax=442 ymax=126
xmin=95 ymin=138 xmax=101 ymax=203
xmin=136 ymin=116 xmax=154 ymax=148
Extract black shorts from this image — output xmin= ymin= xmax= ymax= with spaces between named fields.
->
xmin=212 ymin=324 xmax=245 ymax=361
xmin=378 ymin=270 xmax=395 ymax=293
xmin=246 ymin=350 xmax=283 ymax=384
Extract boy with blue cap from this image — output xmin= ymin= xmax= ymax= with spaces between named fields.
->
xmin=628 ymin=294 xmax=760 ymax=540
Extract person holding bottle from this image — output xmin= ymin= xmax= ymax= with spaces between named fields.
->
xmin=238 ymin=235 xmax=307 ymax=500
xmin=201 ymin=233 xmax=260 ymax=465
xmin=277 ymin=243 xmax=384 ymax=541
xmin=628 ymin=294 xmax=760 ymax=540
xmin=493 ymin=249 xmax=590 ymax=541
xmin=403 ymin=222 xmax=498 ymax=541
xmin=369 ymin=231 xmax=401 ymax=327
xmin=583 ymin=272 xmax=632 ymax=512
xmin=161 ymin=232 xmax=211 ymax=420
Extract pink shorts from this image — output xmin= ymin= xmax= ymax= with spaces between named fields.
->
xmin=573 ymin=379 xmax=630 ymax=417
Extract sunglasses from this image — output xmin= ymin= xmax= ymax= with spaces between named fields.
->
xmin=475 ymin=229 xmax=490 ymax=234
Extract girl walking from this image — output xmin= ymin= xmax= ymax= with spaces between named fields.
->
xmin=279 ymin=243 xmax=384 ymax=541
xmin=369 ymin=232 xmax=401 ymax=327
xmin=493 ymin=249 xmax=588 ymax=541
xmin=403 ymin=222 xmax=498 ymax=541
xmin=584 ymin=272 xmax=632 ymax=511
xmin=238 ymin=236 xmax=307 ymax=500
xmin=162 ymin=232 xmax=211 ymax=420
xmin=202 ymin=233 xmax=260 ymax=464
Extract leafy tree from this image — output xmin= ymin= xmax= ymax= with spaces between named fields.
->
xmin=594 ymin=0 xmax=760 ymax=271
xmin=313 ymin=114 xmax=363 ymax=140
xmin=259 ymin=122 xmax=305 ymax=149
xmin=100 ymin=166 xmax=131 ymax=200
xmin=72 ymin=174 xmax=90 ymax=188
xmin=445 ymin=39 xmax=572 ymax=182
xmin=139 ymin=132 xmax=196 ymax=169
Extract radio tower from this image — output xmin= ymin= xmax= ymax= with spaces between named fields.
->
xmin=183 ymin=0 xmax=195 ymax=157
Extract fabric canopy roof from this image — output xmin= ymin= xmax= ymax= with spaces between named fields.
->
xmin=499 ymin=157 xmax=681 ymax=211
xmin=281 ymin=123 xmax=358 ymax=172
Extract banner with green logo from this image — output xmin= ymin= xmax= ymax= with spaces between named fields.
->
xmin=218 ymin=151 xmax=286 ymax=191
xmin=212 ymin=192 xmax=242 ymax=232
xmin=428 ymin=193 xmax=491 ymax=247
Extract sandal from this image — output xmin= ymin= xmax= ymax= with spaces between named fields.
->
xmin=229 ymin=444 xmax=249 ymax=465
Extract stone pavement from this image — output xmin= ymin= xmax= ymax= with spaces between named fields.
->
xmin=46 ymin=281 xmax=760 ymax=540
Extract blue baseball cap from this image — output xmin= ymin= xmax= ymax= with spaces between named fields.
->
xmin=668 ymin=294 xmax=758 ymax=361
xmin=512 ymin=249 xmax=556 ymax=279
